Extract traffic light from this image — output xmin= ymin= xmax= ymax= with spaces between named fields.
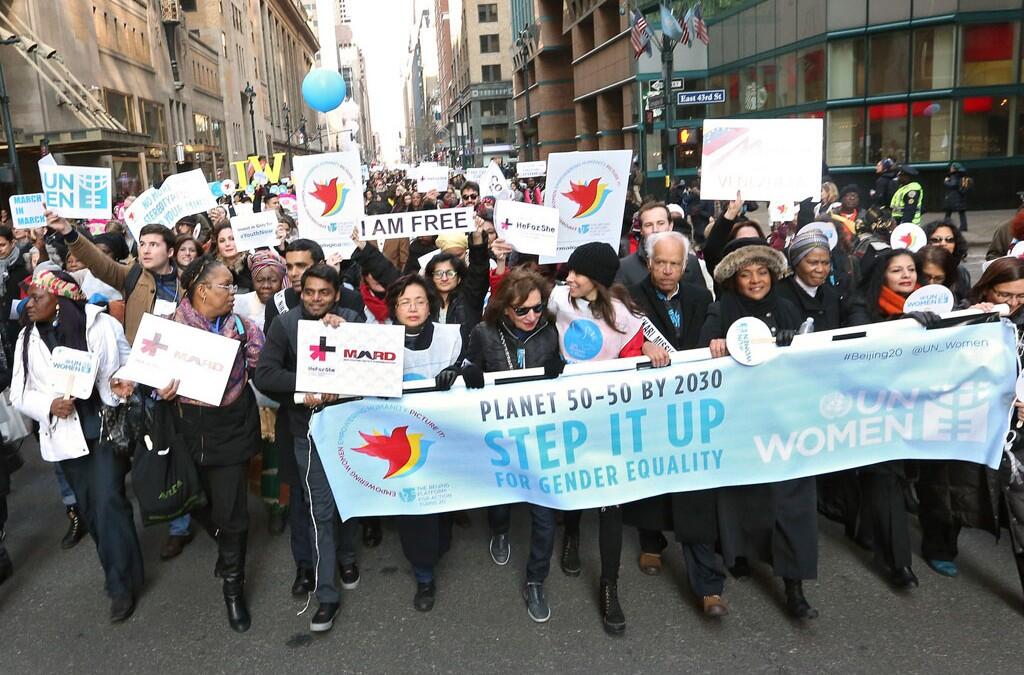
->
xmin=677 ymin=128 xmax=692 ymax=145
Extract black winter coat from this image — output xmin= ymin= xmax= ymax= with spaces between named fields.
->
xmin=774 ymin=275 xmax=860 ymax=332
xmin=615 ymin=249 xmax=707 ymax=291
xmin=177 ymin=386 xmax=260 ymax=467
xmin=464 ymin=319 xmax=559 ymax=373
xmin=873 ymin=170 xmax=898 ymax=208
xmin=943 ymin=172 xmax=967 ymax=211
xmin=621 ymin=277 xmax=717 ymax=544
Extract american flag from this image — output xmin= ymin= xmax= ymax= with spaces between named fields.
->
xmin=681 ymin=5 xmax=694 ymax=46
xmin=694 ymin=2 xmax=710 ymax=45
xmin=630 ymin=9 xmax=651 ymax=60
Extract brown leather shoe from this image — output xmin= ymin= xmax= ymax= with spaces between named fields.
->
xmin=702 ymin=595 xmax=729 ymax=617
xmin=638 ymin=552 xmax=662 ymax=576
xmin=160 ymin=529 xmax=195 ymax=561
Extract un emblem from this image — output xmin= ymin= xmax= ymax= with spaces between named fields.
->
xmin=399 ymin=488 xmax=417 ymax=503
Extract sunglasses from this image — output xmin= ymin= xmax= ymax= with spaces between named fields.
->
xmin=462 ymin=193 xmax=479 ymax=200
xmin=512 ymin=303 xmax=544 ymax=317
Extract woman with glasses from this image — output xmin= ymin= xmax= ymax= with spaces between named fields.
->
xmin=923 ymin=220 xmax=970 ymax=294
xmin=166 ymin=257 xmax=265 ymax=632
xmin=386 ymin=274 xmax=462 ymax=612
xmin=916 ymin=257 xmax=1024 ymax=583
xmin=916 ymin=245 xmax=962 ymax=300
xmin=424 ymin=229 xmax=491 ymax=349
xmin=461 ymin=267 xmax=562 ymax=623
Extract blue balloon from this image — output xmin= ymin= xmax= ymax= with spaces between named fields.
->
xmin=302 ymin=68 xmax=347 ymax=112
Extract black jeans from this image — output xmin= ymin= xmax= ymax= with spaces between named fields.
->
xmin=858 ymin=468 xmax=912 ymax=570
xmin=944 ymin=209 xmax=968 ymax=230
xmin=59 ymin=441 xmax=144 ymax=599
xmin=563 ymin=506 xmax=622 ymax=581
xmin=919 ymin=515 xmax=960 ymax=562
xmin=488 ymin=503 xmax=556 ymax=583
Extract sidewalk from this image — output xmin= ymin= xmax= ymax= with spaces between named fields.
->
xmin=944 ymin=208 xmax=1016 ymax=280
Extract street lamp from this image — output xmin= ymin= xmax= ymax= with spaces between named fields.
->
xmin=0 ymin=35 xmax=23 ymax=193
xmin=515 ymin=27 xmax=533 ymax=162
xmin=282 ymin=102 xmax=292 ymax=172
xmin=243 ymin=81 xmax=257 ymax=156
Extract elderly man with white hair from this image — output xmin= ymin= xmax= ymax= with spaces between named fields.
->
xmin=620 ymin=230 xmax=728 ymax=617
xmin=616 ymin=202 xmax=706 ymax=290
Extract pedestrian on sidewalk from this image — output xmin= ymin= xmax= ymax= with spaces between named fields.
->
xmin=943 ymin=162 xmax=971 ymax=231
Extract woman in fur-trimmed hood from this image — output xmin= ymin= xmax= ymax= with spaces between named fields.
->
xmin=699 ymin=237 xmax=820 ymax=621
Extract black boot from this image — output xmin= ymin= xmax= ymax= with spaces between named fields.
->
xmin=220 ymin=531 xmax=251 ymax=632
xmin=560 ymin=532 xmax=581 ymax=576
xmin=0 ymin=532 xmax=12 ymax=586
xmin=784 ymin=578 xmax=819 ymax=619
xmin=599 ymin=579 xmax=626 ymax=635
xmin=61 ymin=505 xmax=85 ymax=550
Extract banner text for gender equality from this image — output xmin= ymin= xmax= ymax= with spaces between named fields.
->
xmin=309 ymin=321 xmax=1018 ymax=519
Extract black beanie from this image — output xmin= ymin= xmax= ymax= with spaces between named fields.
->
xmin=566 ymin=242 xmax=619 ymax=289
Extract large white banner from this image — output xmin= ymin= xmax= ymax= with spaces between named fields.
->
xmin=358 ymin=207 xmax=474 ymax=242
xmin=293 ymin=151 xmax=365 ymax=240
xmin=124 ymin=169 xmax=217 ymax=241
xmin=700 ymin=118 xmax=823 ymax=202
xmin=116 ymin=313 xmax=241 ymax=406
xmin=415 ymin=165 xmax=450 ymax=193
xmin=40 ymin=165 xmax=112 ymax=219
xmin=541 ymin=149 xmax=633 ymax=264
xmin=296 ymin=321 xmax=405 ymax=398
xmin=516 ymin=160 xmax=547 ymax=178
xmin=493 ymin=200 xmax=558 ymax=256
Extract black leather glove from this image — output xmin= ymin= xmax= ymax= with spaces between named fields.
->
xmin=435 ymin=368 xmax=458 ymax=391
xmin=775 ymin=329 xmax=795 ymax=347
xmin=461 ymin=363 xmax=485 ymax=389
xmin=543 ymin=356 xmax=565 ymax=379
xmin=905 ymin=311 xmax=942 ymax=329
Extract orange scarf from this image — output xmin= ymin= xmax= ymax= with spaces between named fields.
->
xmin=878 ymin=284 xmax=918 ymax=316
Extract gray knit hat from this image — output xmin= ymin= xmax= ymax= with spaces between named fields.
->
xmin=787 ymin=228 xmax=831 ymax=268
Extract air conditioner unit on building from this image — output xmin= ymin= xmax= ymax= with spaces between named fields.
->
xmin=160 ymin=0 xmax=182 ymax=25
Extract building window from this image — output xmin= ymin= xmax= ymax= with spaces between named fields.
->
xmin=776 ymin=52 xmax=798 ymax=108
xmin=913 ymin=26 xmax=955 ymax=91
xmin=104 ymin=89 xmax=136 ymax=132
xmin=868 ymin=32 xmax=910 ymax=95
xmin=867 ymin=102 xmax=908 ymax=163
xmin=139 ymin=99 xmax=167 ymax=145
xmin=909 ymin=99 xmax=952 ymax=162
xmin=956 ymin=95 xmax=1011 ymax=159
xmin=480 ymin=124 xmax=507 ymax=144
xmin=828 ymin=38 xmax=865 ymax=100
xmin=826 ymin=108 xmax=865 ymax=166
xmin=478 ymin=3 xmax=498 ymax=22
xmin=221 ymin=31 xmax=228 ymax=58
xmin=480 ymin=99 xmax=507 ymax=117
xmin=194 ymin=113 xmax=211 ymax=144
xmin=798 ymin=46 xmax=825 ymax=104
xmin=480 ymin=35 xmax=500 ymax=53
xmin=482 ymin=64 xmax=502 ymax=81
xmin=961 ymin=24 xmax=1017 ymax=87
xmin=724 ymin=71 xmax=740 ymax=116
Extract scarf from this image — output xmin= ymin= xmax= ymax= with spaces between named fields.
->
xmin=361 ymin=283 xmax=389 ymax=322
xmin=0 ymin=245 xmax=20 ymax=293
xmin=172 ymin=297 xmax=265 ymax=407
xmin=878 ymin=285 xmax=916 ymax=317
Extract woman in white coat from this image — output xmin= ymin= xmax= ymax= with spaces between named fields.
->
xmin=10 ymin=270 xmax=142 ymax=622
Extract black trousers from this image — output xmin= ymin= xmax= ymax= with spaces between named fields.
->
xmin=857 ymin=467 xmax=912 ymax=570
xmin=194 ymin=461 xmax=250 ymax=535
xmin=919 ymin=515 xmax=960 ymax=562
xmin=563 ymin=506 xmax=622 ymax=581
xmin=59 ymin=442 xmax=144 ymax=598
xmin=944 ymin=209 xmax=968 ymax=230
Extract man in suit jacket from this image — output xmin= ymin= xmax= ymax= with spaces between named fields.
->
xmin=622 ymin=231 xmax=728 ymax=617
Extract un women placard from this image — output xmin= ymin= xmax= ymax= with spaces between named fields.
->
xmin=310 ymin=321 xmax=1017 ymax=520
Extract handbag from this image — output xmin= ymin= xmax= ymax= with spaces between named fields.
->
xmin=131 ymin=400 xmax=206 ymax=526
xmin=99 ymin=389 xmax=145 ymax=457
xmin=0 ymin=389 xmax=30 ymax=445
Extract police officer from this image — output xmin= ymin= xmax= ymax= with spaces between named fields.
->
xmin=890 ymin=165 xmax=923 ymax=225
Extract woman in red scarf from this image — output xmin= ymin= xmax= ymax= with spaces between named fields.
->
xmin=848 ymin=247 xmax=922 ymax=591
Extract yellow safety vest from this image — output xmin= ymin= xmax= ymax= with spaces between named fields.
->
xmin=891 ymin=181 xmax=923 ymax=225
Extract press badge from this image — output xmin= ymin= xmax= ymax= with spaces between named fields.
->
xmin=153 ymin=298 xmax=177 ymax=317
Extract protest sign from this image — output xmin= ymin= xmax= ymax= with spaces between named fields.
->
xmin=310 ymin=320 xmax=1016 ymax=519
xmin=123 ymin=169 xmax=217 ymax=242
xmin=293 ymin=151 xmax=364 ymax=244
xmin=700 ymin=119 xmax=823 ymax=202
xmin=296 ymin=321 xmax=405 ymax=398
xmin=230 ymin=211 xmax=280 ymax=251
xmin=231 ymin=153 xmax=285 ymax=191
xmin=541 ymin=149 xmax=633 ymax=264
xmin=49 ymin=347 xmax=98 ymax=399
xmin=9 ymin=193 xmax=46 ymax=230
xmin=726 ymin=316 xmax=777 ymax=366
xmin=768 ymin=201 xmax=797 ymax=223
xmin=465 ymin=167 xmax=486 ymax=183
xmin=480 ymin=162 xmax=511 ymax=199
xmin=516 ymin=161 xmax=547 ymax=179
xmin=40 ymin=165 xmax=112 ymax=219
xmin=319 ymin=237 xmax=358 ymax=260
xmin=493 ymin=200 xmax=558 ymax=256
xmin=117 ymin=313 xmax=241 ymax=406
xmin=905 ymin=285 xmax=955 ymax=314
xmin=359 ymin=207 xmax=474 ymax=242
xmin=891 ymin=223 xmax=927 ymax=252
xmin=415 ymin=165 xmax=450 ymax=193
xmin=38 ymin=153 xmax=57 ymax=168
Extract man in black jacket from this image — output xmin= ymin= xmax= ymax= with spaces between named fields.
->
xmin=255 ymin=264 xmax=364 ymax=634
xmin=616 ymin=202 xmax=706 ymax=290
xmin=264 ymin=239 xmax=364 ymax=328
xmin=621 ymin=231 xmax=727 ymax=617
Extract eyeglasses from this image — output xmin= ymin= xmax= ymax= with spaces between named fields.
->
xmin=397 ymin=298 xmax=429 ymax=309
xmin=929 ymin=236 xmax=956 ymax=244
xmin=461 ymin=193 xmax=478 ymax=200
xmin=512 ymin=303 xmax=545 ymax=317
xmin=206 ymin=282 xmax=238 ymax=294
xmin=432 ymin=270 xmax=459 ymax=280
xmin=991 ymin=289 xmax=1024 ymax=303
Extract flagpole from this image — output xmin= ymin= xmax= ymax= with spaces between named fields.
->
xmin=661 ymin=8 xmax=676 ymax=200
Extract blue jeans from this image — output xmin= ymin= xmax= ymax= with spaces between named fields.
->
xmin=168 ymin=513 xmax=191 ymax=537
xmin=488 ymin=503 xmax=556 ymax=583
xmin=54 ymin=464 xmax=76 ymax=507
